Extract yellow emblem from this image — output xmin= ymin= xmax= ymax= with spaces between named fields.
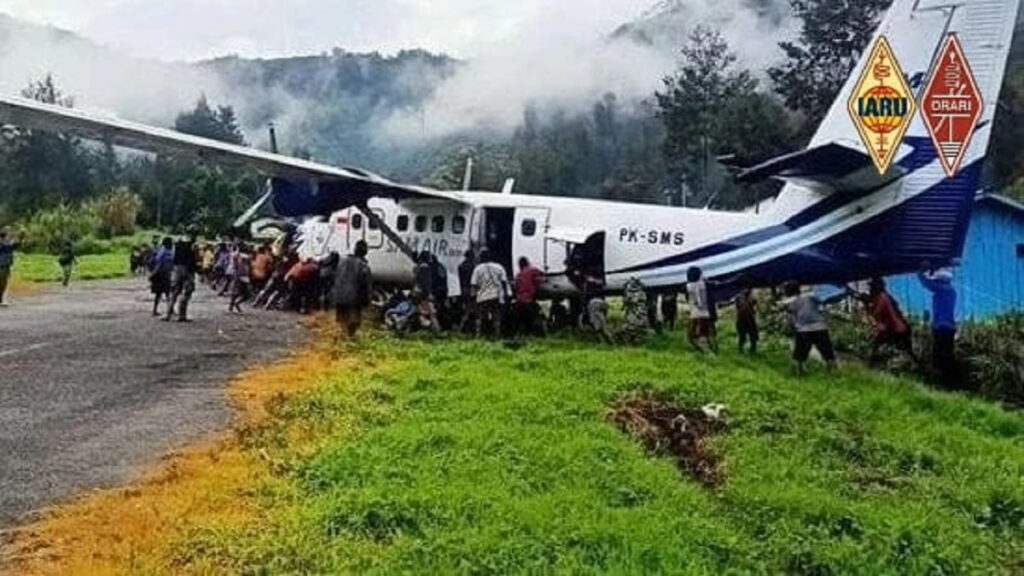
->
xmin=847 ymin=36 xmax=916 ymax=174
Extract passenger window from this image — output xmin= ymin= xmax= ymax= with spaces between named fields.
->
xmin=352 ymin=214 xmax=363 ymax=230
xmin=521 ymin=219 xmax=537 ymax=237
xmin=368 ymin=215 xmax=380 ymax=230
xmin=452 ymin=215 xmax=466 ymax=235
xmin=415 ymin=215 xmax=428 ymax=233
xmin=397 ymin=215 xmax=409 ymax=232
xmin=432 ymin=216 xmax=445 ymax=233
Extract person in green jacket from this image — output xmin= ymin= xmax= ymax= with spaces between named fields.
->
xmin=58 ymin=241 xmax=76 ymax=287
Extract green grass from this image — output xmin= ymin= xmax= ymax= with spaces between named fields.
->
xmin=180 ymin=330 xmax=1024 ymax=575
xmin=12 ymin=251 xmax=131 ymax=284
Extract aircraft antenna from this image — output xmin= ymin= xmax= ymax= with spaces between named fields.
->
xmin=268 ymin=123 xmax=279 ymax=154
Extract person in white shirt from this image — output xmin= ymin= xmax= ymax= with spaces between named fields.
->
xmin=686 ymin=266 xmax=714 ymax=352
xmin=470 ymin=250 xmax=509 ymax=338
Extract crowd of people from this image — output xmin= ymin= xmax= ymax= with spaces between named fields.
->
xmin=127 ymin=233 xmax=957 ymax=380
xmin=133 ymin=233 xmax=341 ymax=322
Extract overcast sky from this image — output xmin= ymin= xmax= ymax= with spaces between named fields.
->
xmin=0 ymin=0 xmax=650 ymax=61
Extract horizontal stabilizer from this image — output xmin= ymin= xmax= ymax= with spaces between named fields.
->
xmin=737 ymin=141 xmax=902 ymax=192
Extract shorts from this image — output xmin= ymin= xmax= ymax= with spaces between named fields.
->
xmin=150 ymin=273 xmax=171 ymax=295
xmin=689 ymin=317 xmax=711 ymax=340
xmin=418 ymin=299 xmax=437 ymax=317
xmin=793 ymin=330 xmax=835 ymax=363
xmin=171 ymin=267 xmax=196 ymax=296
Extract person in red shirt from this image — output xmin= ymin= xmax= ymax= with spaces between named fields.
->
xmin=250 ymin=245 xmax=274 ymax=294
xmin=514 ymin=257 xmax=546 ymax=337
xmin=285 ymin=257 xmax=320 ymax=314
xmin=850 ymin=277 xmax=921 ymax=367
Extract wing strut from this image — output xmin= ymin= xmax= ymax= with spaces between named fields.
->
xmin=357 ymin=204 xmax=417 ymax=262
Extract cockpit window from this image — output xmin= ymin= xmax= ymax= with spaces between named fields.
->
xmin=452 ymin=215 xmax=466 ymax=235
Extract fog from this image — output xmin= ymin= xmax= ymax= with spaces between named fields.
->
xmin=379 ymin=0 xmax=796 ymax=142
xmin=0 ymin=0 xmax=796 ymax=150
xmin=0 ymin=14 xmax=230 ymax=126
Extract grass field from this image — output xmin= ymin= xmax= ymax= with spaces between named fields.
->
xmin=11 ymin=251 xmax=130 ymax=284
xmin=21 ymin=324 xmax=1022 ymax=575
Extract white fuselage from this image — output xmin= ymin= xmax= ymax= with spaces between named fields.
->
xmin=297 ymin=192 xmax=771 ymax=297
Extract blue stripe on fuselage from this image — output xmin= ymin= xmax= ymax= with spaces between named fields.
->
xmin=610 ymin=137 xmax=943 ymax=277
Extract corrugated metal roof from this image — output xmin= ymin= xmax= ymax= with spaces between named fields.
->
xmin=977 ymin=192 xmax=1024 ymax=214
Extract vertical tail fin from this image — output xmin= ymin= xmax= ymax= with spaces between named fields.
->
xmin=809 ymin=0 xmax=1020 ymax=155
xmin=771 ymin=0 xmax=1020 ymax=274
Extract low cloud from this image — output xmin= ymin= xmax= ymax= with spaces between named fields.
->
xmin=378 ymin=0 xmax=796 ymax=143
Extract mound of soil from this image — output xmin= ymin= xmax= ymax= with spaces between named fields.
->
xmin=610 ymin=392 xmax=726 ymax=487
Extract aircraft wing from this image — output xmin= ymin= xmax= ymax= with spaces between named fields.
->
xmin=0 ymin=94 xmax=466 ymax=216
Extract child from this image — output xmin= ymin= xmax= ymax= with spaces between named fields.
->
xmin=385 ymin=292 xmax=416 ymax=334
xmin=734 ymin=289 xmax=759 ymax=354
xmin=661 ymin=290 xmax=679 ymax=332
xmin=686 ymin=267 xmax=713 ymax=352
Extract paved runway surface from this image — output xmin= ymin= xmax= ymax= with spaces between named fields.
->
xmin=0 ymin=279 xmax=305 ymax=526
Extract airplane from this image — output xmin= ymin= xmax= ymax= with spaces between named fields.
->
xmin=0 ymin=0 xmax=1019 ymax=299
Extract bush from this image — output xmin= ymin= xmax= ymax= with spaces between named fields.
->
xmin=72 ymin=235 xmax=116 ymax=256
xmin=957 ymin=313 xmax=1024 ymax=405
xmin=13 ymin=203 xmax=98 ymax=253
xmin=84 ymin=187 xmax=143 ymax=238
xmin=13 ymin=188 xmax=145 ymax=254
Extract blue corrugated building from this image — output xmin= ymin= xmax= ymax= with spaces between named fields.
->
xmin=887 ymin=193 xmax=1024 ymax=320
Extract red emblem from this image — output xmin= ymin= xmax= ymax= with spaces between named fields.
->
xmin=920 ymin=34 xmax=983 ymax=177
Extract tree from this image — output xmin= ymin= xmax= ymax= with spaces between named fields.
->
xmin=174 ymin=95 xmax=246 ymax=145
xmin=22 ymin=74 xmax=75 ymax=108
xmin=422 ymin=141 xmax=517 ymax=192
xmin=656 ymin=26 xmax=760 ymax=207
xmin=767 ymin=0 xmax=892 ymax=133
xmin=0 ymin=75 xmax=94 ymax=215
xmin=988 ymin=18 xmax=1024 ymax=197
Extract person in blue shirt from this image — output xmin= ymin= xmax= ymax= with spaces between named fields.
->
xmin=919 ymin=266 xmax=958 ymax=382
xmin=149 ymin=237 xmax=175 ymax=317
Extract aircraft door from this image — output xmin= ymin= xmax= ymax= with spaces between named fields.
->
xmin=566 ymin=232 xmax=606 ymax=290
xmin=513 ymin=208 xmax=551 ymax=271
xmin=363 ymin=208 xmax=386 ymax=250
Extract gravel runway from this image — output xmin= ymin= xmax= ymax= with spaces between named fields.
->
xmin=0 ymin=278 xmax=305 ymax=526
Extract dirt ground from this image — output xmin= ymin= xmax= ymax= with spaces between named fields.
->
xmin=610 ymin=391 xmax=727 ymax=486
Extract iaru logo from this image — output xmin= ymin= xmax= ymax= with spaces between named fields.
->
xmin=848 ymin=36 xmax=917 ymax=175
